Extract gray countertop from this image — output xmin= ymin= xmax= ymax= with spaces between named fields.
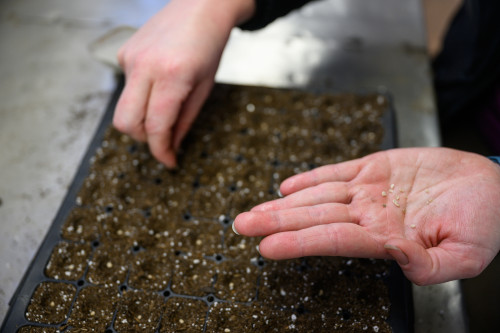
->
xmin=0 ymin=0 xmax=466 ymax=331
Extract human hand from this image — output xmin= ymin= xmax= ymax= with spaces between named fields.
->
xmin=113 ymin=0 xmax=254 ymax=168
xmin=233 ymin=148 xmax=500 ymax=285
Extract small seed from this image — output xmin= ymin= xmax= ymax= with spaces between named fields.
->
xmin=390 ymin=184 xmax=395 ymax=189
xmin=50 ymin=301 xmax=55 ymax=307
xmin=179 ymin=319 xmax=185 ymax=324
xmin=392 ymin=199 xmax=400 ymax=207
xmin=381 ymin=191 xmax=387 ymax=197
xmin=90 ymin=310 xmax=95 ymax=316
xmin=106 ymin=262 xmax=113 ymax=268
xmin=410 ymin=224 xmax=416 ymax=229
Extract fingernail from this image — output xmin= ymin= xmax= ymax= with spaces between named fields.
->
xmin=277 ymin=189 xmax=283 ymax=198
xmin=232 ymin=222 xmax=240 ymax=235
xmin=256 ymin=245 xmax=261 ymax=255
xmin=384 ymin=244 xmax=409 ymax=265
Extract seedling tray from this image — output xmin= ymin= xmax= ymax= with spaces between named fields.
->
xmin=1 ymin=77 xmax=412 ymax=332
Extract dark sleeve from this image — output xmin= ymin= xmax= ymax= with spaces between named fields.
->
xmin=432 ymin=0 xmax=500 ymax=122
xmin=489 ymin=156 xmax=500 ymax=165
xmin=239 ymin=0 xmax=317 ymax=31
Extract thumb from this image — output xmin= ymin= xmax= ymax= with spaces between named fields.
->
xmin=384 ymin=238 xmax=440 ymax=285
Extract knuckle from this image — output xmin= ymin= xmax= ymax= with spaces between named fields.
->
xmin=144 ymin=117 xmax=161 ymax=135
xmin=160 ymin=57 xmax=189 ymax=78
xmin=270 ymin=211 xmax=283 ymax=232
xmin=307 ymin=206 xmax=323 ymax=223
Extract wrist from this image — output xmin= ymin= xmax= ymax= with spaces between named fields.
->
xmin=184 ymin=0 xmax=255 ymax=27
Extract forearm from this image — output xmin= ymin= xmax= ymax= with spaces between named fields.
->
xmin=166 ymin=0 xmax=255 ymax=32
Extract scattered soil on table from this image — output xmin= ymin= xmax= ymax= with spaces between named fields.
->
xmin=21 ymin=84 xmax=392 ymax=332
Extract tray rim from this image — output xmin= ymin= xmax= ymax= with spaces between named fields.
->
xmin=1 ymin=77 xmax=411 ymax=333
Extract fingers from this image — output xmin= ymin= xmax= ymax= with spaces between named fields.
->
xmin=258 ymin=223 xmax=382 ymax=260
xmin=114 ymin=73 xmax=210 ymax=168
xmin=234 ymin=203 xmax=353 ymax=236
xmin=384 ymin=239 xmax=485 ymax=285
xmin=252 ymin=182 xmax=350 ymax=212
xmin=145 ymin=80 xmax=192 ymax=168
xmin=172 ymin=79 xmax=214 ymax=150
xmin=113 ymin=73 xmax=151 ymax=142
xmin=279 ymin=159 xmax=363 ymax=196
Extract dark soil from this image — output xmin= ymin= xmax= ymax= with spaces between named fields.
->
xmin=114 ymin=289 xmax=164 ymax=331
xmin=160 ymin=297 xmax=207 ymax=332
xmin=25 ymin=282 xmax=76 ymax=324
xmin=44 ymin=241 xmax=91 ymax=281
xmin=21 ymin=84 xmax=391 ymax=332
xmin=67 ymin=285 xmax=118 ymax=331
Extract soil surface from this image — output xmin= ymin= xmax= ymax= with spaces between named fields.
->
xmin=21 ymin=84 xmax=392 ymax=332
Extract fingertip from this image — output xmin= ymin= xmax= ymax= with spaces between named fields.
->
xmin=232 ymin=221 xmax=240 ymax=235
xmin=232 ymin=213 xmax=245 ymax=235
xmin=257 ymin=238 xmax=272 ymax=259
xmin=279 ymin=176 xmax=300 ymax=195
xmin=279 ymin=180 xmax=293 ymax=195
xmin=258 ymin=235 xmax=296 ymax=260
xmin=112 ymin=107 xmax=127 ymax=133
xmin=232 ymin=212 xmax=253 ymax=235
xmin=164 ymin=155 xmax=178 ymax=169
xmin=154 ymin=149 xmax=177 ymax=169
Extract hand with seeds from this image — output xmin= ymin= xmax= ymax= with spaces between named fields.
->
xmin=233 ymin=147 xmax=500 ymax=285
xmin=113 ymin=0 xmax=255 ymax=168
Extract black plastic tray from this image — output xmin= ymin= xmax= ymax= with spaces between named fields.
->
xmin=1 ymin=76 xmax=412 ymax=333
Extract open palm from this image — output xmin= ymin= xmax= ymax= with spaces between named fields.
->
xmin=233 ymin=148 xmax=500 ymax=285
